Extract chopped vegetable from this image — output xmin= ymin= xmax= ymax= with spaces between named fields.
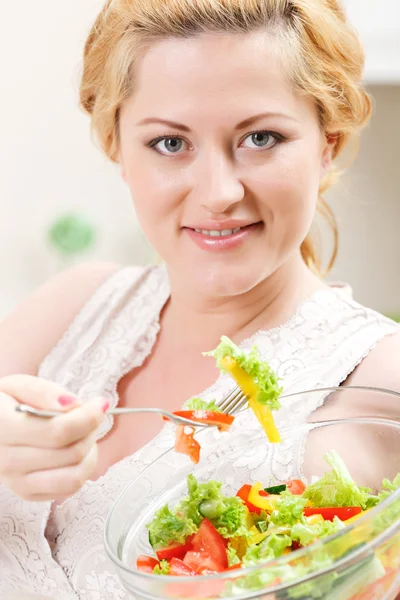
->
xmin=191 ymin=518 xmax=228 ymax=569
xmin=136 ymin=555 xmax=159 ymax=573
xmin=285 ymin=479 xmax=306 ymax=495
xmin=174 ymin=425 xmax=200 ymax=464
xmin=303 ymin=506 xmax=362 ymax=522
xmin=264 ymin=484 xmax=287 ymax=495
xmin=172 ymin=410 xmax=234 ymax=432
xmin=204 ymin=336 xmax=282 ymax=442
xmin=184 ymin=397 xmax=222 ymax=412
xmin=147 ymin=505 xmax=197 ymax=550
xmin=236 ymin=484 xmax=267 ymax=514
xmin=169 ymin=557 xmax=196 ymax=576
xmin=153 ymin=560 xmax=170 ymax=575
xmin=248 ymin=483 xmax=281 ymax=511
xmin=302 ymin=450 xmax=376 ymax=509
xmin=155 ymin=537 xmax=194 ymax=561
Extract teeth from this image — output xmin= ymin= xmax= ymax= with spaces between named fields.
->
xmin=194 ymin=227 xmax=242 ymax=237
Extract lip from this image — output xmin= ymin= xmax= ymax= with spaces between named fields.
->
xmin=184 ymin=219 xmax=259 ymax=231
xmin=183 ymin=222 xmax=263 ymax=252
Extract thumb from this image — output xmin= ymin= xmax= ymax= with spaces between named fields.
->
xmin=0 ymin=374 xmax=81 ymax=413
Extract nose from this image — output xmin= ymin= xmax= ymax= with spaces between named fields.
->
xmin=195 ymin=149 xmax=245 ymax=214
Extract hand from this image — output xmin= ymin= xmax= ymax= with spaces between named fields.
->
xmin=0 ymin=375 xmax=108 ymax=501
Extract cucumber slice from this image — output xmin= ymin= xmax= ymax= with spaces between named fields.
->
xmin=199 ymin=499 xmax=224 ymax=519
xmin=264 ymin=484 xmax=287 ymax=495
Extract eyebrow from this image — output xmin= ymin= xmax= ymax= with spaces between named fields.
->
xmin=136 ymin=112 xmax=298 ymax=131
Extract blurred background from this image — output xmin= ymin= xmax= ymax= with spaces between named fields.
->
xmin=0 ymin=0 xmax=399 ymax=319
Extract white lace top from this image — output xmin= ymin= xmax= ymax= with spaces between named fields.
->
xmin=0 ymin=264 xmax=398 ymax=600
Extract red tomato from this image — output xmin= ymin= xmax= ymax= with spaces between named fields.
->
xmin=303 ymin=506 xmax=362 ymax=521
xmin=192 ymin=519 xmax=228 ymax=569
xmin=136 ymin=555 xmax=159 ymax=573
xmin=184 ymin=551 xmax=224 ymax=573
xmin=226 ymin=563 xmax=242 ymax=571
xmin=169 ymin=557 xmax=196 ymax=576
xmin=236 ymin=484 xmax=269 ymax=515
xmin=174 ymin=426 xmax=201 ymax=464
xmin=156 ymin=536 xmax=194 ymax=561
xmin=285 ymin=480 xmax=306 ymax=495
xmin=172 ymin=410 xmax=235 ymax=432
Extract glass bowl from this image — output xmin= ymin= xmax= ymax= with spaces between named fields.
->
xmin=105 ymin=386 xmax=400 ymax=600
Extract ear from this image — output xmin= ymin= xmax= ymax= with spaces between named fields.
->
xmin=321 ymin=133 xmax=337 ymax=177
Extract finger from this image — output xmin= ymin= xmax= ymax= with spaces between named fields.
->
xmin=0 ymin=433 xmax=97 ymax=476
xmin=0 ymin=374 xmax=80 ymax=411
xmin=1 ymin=397 xmax=108 ymax=448
xmin=14 ymin=444 xmax=99 ymax=500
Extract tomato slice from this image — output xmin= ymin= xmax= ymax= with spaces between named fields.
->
xmin=184 ymin=550 xmax=224 ymax=573
xmin=174 ymin=426 xmax=201 ymax=464
xmin=285 ymin=479 xmax=306 ymax=495
xmin=236 ymin=484 xmax=269 ymax=515
xmin=156 ymin=536 xmax=194 ymax=561
xmin=172 ymin=410 xmax=235 ymax=432
xmin=303 ymin=507 xmax=362 ymax=521
xmin=169 ymin=557 xmax=196 ymax=576
xmin=136 ymin=555 xmax=159 ymax=573
xmin=192 ymin=519 xmax=228 ymax=569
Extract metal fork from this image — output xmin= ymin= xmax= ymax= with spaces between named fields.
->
xmin=15 ymin=404 xmax=212 ymax=429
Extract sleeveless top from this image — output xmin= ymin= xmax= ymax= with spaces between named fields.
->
xmin=0 ymin=264 xmax=398 ymax=599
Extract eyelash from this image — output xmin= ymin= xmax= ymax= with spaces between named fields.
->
xmin=147 ymin=130 xmax=286 ymax=154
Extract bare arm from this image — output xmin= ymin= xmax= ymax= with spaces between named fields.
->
xmin=0 ymin=261 xmax=119 ymax=378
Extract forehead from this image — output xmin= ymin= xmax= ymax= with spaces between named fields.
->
xmin=124 ymin=31 xmax=316 ymax=126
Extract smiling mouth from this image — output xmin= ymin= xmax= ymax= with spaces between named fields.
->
xmin=189 ymin=223 xmax=262 ymax=237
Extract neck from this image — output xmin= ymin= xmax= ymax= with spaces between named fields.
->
xmin=163 ymin=254 xmax=324 ymax=351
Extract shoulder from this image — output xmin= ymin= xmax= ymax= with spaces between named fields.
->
xmin=0 ymin=261 xmax=120 ymax=377
xmin=347 ymin=329 xmax=400 ymax=393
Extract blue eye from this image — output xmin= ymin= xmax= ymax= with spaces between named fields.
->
xmin=150 ymin=137 xmax=186 ymax=155
xmin=242 ymin=132 xmax=279 ymax=149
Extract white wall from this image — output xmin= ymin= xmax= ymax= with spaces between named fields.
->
xmin=1 ymin=1 xmax=399 ymax=318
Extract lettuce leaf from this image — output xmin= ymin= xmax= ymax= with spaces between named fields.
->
xmin=243 ymin=533 xmax=292 ymax=566
xmin=377 ymin=473 xmax=400 ymax=502
xmin=302 ymin=450 xmax=375 ymax=509
xmin=204 ymin=336 xmax=282 ymax=409
xmin=147 ymin=505 xmax=197 ymax=549
xmin=184 ymin=397 xmax=221 ymax=412
xmin=176 ymin=475 xmax=247 ymax=538
xmin=291 ymin=516 xmax=345 ymax=547
xmin=227 ymin=543 xmax=241 ymax=566
xmin=270 ymin=491 xmax=308 ymax=528
xmin=153 ymin=560 xmax=170 ymax=575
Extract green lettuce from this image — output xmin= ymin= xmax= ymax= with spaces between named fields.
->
xmin=291 ymin=516 xmax=345 ymax=547
xmin=204 ymin=336 xmax=282 ymax=409
xmin=302 ymin=450 xmax=376 ymax=509
xmin=270 ymin=492 xmax=308 ymax=528
xmin=146 ymin=505 xmax=197 ymax=549
xmin=184 ymin=397 xmax=221 ymax=412
xmin=153 ymin=560 xmax=170 ymax=575
xmin=243 ymin=533 xmax=292 ymax=566
xmin=377 ymin=473 xmax=400 ymax=502
xmin=226 ymin=544 xmax=241 ymax=566
xmin=176 ymin=475 xmax=247 ymax=538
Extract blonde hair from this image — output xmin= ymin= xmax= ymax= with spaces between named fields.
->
xmin=80 ymin=0 xmax=372 ymax=276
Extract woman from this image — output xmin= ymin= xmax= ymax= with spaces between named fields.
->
xmin=0 ymin=0 xmax=399 ymax=597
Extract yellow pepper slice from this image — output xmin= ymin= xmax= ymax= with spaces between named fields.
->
xmin=306 ymin=514 xmax=324 ymax=525
xmin=344 ymin=508 xmax=371 ymax=525
xmin=220 ymin=356 xmax=281 ymax=443
xmin=247 ymin=526 xmax=270 ymax=546
xmin=247 ymin=482 xmax=280 ymax=512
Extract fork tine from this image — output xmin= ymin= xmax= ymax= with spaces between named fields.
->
xmin=218 ymin=386 xmax=248 ymax=415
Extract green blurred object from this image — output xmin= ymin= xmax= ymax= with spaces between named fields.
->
xmin=48 ymin=213 xmax=96 ymax=256
xmin=386 ymin=314 xmax=400 ymax=323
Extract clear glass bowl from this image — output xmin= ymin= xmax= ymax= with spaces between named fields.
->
xmin=105 ymin=386 xmax=400 ymax=600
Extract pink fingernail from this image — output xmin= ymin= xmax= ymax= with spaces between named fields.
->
xmin=102 ymin=400 xmax=110 ymax=413
xmin=58 ymin=395 xmax=76 ymax=407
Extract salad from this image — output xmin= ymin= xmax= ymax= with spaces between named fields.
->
xmin=136 ymin=450 xmax=400 ymax=598
xmin=168 ymin=336 xmax=283 ymax=463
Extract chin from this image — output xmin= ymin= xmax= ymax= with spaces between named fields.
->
xmin=189 ymin=264 xmax=268 ymax=298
